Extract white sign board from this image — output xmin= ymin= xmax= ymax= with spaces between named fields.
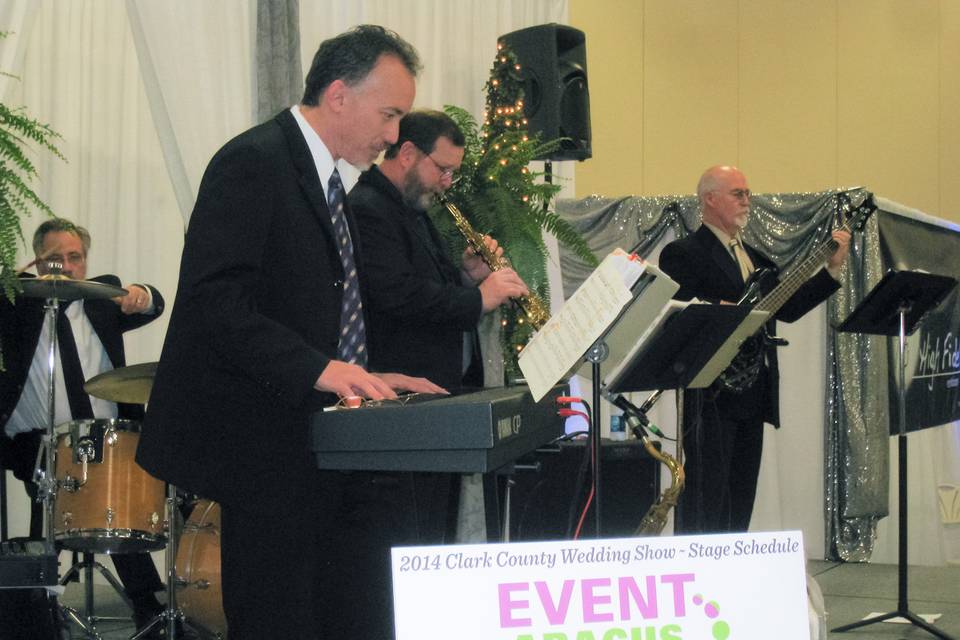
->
xmin=393 ymin=531 xmax=809 ymax=640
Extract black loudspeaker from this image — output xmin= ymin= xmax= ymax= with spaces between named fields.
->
xmin=499 ymin=23 xmax=592 ymax=161
xmin=509 ymin=439 xmax=660 ymax=540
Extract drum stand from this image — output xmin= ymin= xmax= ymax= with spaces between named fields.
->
xmin=130 ymin=483 xmax=186 ymax=640
xmin=31 ymin=292 xmax=140 ymax=639
xmin=30 ymin=295 xmax=110 ymax=640
xmin=58 ymin=550 xmax=135 ymax=636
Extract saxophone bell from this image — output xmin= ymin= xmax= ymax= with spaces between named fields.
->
xmin=604 ymin=389 xmax=684 ymax=536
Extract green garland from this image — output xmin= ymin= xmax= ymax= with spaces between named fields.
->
xmin=428 ymin=41 xmax=598 ymax=382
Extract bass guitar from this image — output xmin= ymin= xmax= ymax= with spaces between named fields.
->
xmin=717 ymin=194 xmax=877 ymax=393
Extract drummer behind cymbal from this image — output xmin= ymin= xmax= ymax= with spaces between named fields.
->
xmin=0 ymin=217 xmax=168 ymax=638
xmin=31 ymin=221 xmax=155 ymax=315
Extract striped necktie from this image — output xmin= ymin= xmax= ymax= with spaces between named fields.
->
xmin=327 ymin=168 xmax=367 ymax=368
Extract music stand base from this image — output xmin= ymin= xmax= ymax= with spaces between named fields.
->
xmin=832 ymin=609 xmax=954 ymax=640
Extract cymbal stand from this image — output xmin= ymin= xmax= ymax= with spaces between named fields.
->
xmin=34 ymin=296 xmax=60 ymax=548
xmin=31 ymin=294 xmax=100 ymax=639
xmin=131 ymin=483 xmax=185 ymax=640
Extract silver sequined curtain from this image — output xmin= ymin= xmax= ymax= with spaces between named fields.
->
xmin=556 ymin=187 xmax=887 ymax=560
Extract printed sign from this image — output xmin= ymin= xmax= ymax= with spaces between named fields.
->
xmin=392 ymin=531 xmax=809 ymax=640
xmin=879 ymin=211 xmax=960 ymax=431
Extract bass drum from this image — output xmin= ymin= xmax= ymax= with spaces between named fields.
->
xmin=176 ymin=500 xmax=226 ymax=638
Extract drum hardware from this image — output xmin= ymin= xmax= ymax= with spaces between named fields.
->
xmin=60 ymin=438 xmax=96 ymax=492
xmin=175 ymin=575 xmax=211 ymax=590
xmin=14 ymin=269 xmax=143 ymax=639
xmin=15 ymin=272 xmax=207 ymax=639
xmin=53 ymin=421 xmax=163 ymax=637
xmin=18 ymin=269 xmax=104 ymax=639
xmin=132 ymin=485 xmax=191 ymax=640
xmin=15 ymin=269 xmax=130 ymax=544
xmin=72 ymin=362 xmax=187 ymax=639
xmin=59 ymin=550 xmax=138 ymax=636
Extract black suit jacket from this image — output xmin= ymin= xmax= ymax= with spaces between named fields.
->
xmin=658 ymin=224 xmax=839 ymax=426
xmin=136 ymin=109 xmax=362 ymax=510
xmin=0 ymin=274 xmax=164 ymax=478
xmin=349 ymin=166 xmax=482 ymax=391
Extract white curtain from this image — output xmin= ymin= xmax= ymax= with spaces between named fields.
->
xmin=0 ymin=0 xmax=37 ymax=102
xmin=3 ymin=0 xmax=184 ymax=367
xmin=0 ymin=0 xmax=572 ymax=534
xmin=125 ymin=0 xmax=254 ymax=220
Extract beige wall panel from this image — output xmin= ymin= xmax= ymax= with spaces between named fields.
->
xmin=569 ymin=1 xmax=644 ymax=198
xmin=941 ymin=0 xmax=960 ymax=223
xmin=642 ymin=0 xmax=741 ymax=196
xmin=739 ymin=0 xmax=838 ymax=194
xmin=837 ymin=1 xmax=940 ymax=214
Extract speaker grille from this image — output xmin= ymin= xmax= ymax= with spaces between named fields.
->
xmin=499 ymin=24 xmax=592 ymax=161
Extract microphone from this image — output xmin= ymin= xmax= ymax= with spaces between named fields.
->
xmin=637 ymin=389 xmax=663 ymax=416
xmin=602 ymin=390 xmax=665 ymax=439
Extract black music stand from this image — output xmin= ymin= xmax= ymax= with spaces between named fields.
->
xmin=604 ymin=303 xmax=764 ymax=395
xmin=833 ymin=269 xmax=957 ymax=639
xmin=588 ymin=302 xmax=768 ymax=536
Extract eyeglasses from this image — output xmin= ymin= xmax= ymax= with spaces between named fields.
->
xmin=728 ymin=189 xmax=751 ymax=201
xmin=419 ymin=150 xmax=457 ymax=180
xmin=44 ymin=252 xmax=86 ymax=267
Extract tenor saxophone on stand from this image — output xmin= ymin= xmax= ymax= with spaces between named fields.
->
xmin=436 ymin=194 xmax=550 ymax=330
xmin=634 ymin=437 xmax=685 ymax=535
xmin=610 ymin=390 xmax=686 ymax=535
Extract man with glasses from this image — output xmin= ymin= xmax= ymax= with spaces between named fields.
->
xmin=658 ymin=165 xmax=850 ymax=534
xmin=0 ymin=218 xmax=166 ymax=637
xmin=348 ymin=110 xmax=530 ymax=588
xmin=350 ymin=109 xmax=529 ymax=392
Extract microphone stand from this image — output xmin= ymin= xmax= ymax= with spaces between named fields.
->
xmin=584 ymin=340 xmax=608 ymax=537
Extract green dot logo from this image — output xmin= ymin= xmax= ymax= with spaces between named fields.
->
xmin=693 ymin=593 xmax=731 ymax=638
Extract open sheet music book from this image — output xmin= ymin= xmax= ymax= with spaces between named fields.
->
xmin=518 ymin=249 xmax=679 ymax=401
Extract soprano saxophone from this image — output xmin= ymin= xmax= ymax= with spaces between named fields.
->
xmin=436 ymin=194 xmax=550 ymax=330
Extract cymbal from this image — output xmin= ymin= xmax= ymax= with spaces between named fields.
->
xmin=84 ymin=362 xmax=158 ymax=405
xmin=17 ymin=275 xmax=127 ymax=301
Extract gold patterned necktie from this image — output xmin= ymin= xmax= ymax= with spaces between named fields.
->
xmin=729 ymin=237 xmax=754 ymax=282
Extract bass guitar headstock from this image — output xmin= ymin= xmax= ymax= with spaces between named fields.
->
xmin=836 ymin=192 xmax=877 ymax=233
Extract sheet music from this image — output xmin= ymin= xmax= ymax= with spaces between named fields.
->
xmin=519 ymin=250 xmax=673 ymax=401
